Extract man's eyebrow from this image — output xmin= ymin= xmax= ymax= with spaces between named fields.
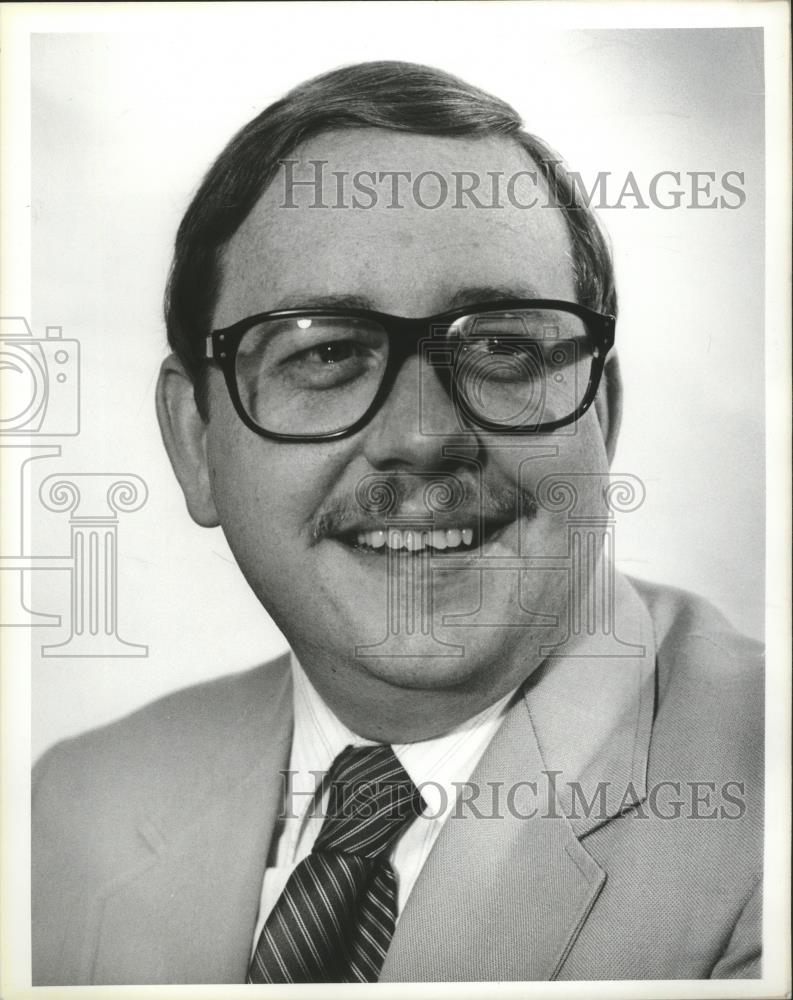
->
xmin=266 ymin=286 xmax=545 ymax=315
xmin=445 ymin=285 xmax=544 ymax=309
xmin=268 ymin=293 xmax=376 ymax=311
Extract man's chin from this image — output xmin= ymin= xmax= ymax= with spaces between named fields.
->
xmin=331 ymin=611 xmax=545 ymax=696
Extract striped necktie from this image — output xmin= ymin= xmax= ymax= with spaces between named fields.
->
xmin=247 ymin=743 xmax=426 ymax=984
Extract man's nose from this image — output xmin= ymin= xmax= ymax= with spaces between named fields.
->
xmin=360 ymin=355 xmax=466 ymax=470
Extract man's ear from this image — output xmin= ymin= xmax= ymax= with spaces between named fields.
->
xmin=156 ymin=355 xmax=220 ymax=527
xmin=594 ymin=353 xmax=623 ymax=466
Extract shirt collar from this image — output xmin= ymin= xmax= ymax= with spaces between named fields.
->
xmin=288 ymin=655 xmax=515 ymax=819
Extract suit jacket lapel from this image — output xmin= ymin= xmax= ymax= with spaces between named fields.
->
xmin=380 ymin=695 xmax=606 ymax=982
xmin=381 ymin=572 xmax=657 ymax=982
xmin=524 ymin=573 xmax=657 ymax=838
xmin=89 ymin=662 xmax=293 ymax=985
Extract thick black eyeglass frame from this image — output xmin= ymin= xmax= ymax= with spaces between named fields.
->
xmin=205 ymin=299 xmax=616 ymax=442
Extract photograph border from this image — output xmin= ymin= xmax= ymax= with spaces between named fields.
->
xmin=1 ymin=3 xmax=790 ymax=998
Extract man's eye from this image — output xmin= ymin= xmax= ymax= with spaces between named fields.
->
xmin=455 ymin=337 xmax=545 ymax=385
xmin=275 ymin=337 xmax=383 ymax=390
xmin=310 ymin=341 xmax=362 ymax=365
xmin=461 ymin=338 xmax=533 ymax=358
xmin=285 ymin=339 xmax=367 ymax=367
xmin=482 ymin=338 xmax=521 ymax=356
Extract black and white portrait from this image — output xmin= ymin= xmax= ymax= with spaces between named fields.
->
xmin=0 ymin=3 xmax=789 ymax=996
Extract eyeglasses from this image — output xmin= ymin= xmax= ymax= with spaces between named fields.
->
xmin=205 ymin=299 xmax=615 ymax=442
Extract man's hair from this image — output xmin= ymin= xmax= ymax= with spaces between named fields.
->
xmin=164 ymin=61 xmax=617 ymax=413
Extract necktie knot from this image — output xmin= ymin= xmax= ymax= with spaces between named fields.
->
xmin=314 ymin=744 xmax=425 ymax=860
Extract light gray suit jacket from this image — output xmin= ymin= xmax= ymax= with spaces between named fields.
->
xmin=32 ymin=577 xmax=763 ymax=984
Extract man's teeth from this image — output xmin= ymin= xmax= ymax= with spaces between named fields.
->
xmin=355 ymin=528 xmax=475 ymax=551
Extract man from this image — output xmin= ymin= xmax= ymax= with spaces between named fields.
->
xmin=32 ymin=61 xmax=762 ymax=984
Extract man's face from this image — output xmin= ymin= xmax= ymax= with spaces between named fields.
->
xmin=164 ymin=129 xmax=615 ymax=738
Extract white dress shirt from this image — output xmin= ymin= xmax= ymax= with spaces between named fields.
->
xmin=251 ymin=654 xmax=515 ymax=952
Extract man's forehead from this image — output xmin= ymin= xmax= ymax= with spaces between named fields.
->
xmin=259 ymin=283 xmax=547 ymax=314
xmin=214 ymin=127 xmax=576 ymax=326
xmin=282 ymin=127 xmax=539 ymax=186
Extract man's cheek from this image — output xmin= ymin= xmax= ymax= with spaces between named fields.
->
xmin=542 ymin=423 xmax=610 ymax=488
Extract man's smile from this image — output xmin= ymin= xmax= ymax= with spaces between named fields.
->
xmin=312 ymin=471 xmax=535 ymax=561
xmin=331 ymin=514 xmax=522 ymax=559
xmin=353 ymin=526 xmax=476 ymax=552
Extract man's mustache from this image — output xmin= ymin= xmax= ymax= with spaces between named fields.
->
xmin=311 ymin=474 xmax=538 ymax=541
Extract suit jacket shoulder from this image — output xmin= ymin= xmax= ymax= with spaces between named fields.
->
xmin=632 ymin=575 xmax=764 ymax=791
xmin=34 ymin=653 xmax=293 ymax=835
xmin=555 ymin=577 xmax=764 ymax=981
xmin=32 ymin=655 xmax=292 ymax=984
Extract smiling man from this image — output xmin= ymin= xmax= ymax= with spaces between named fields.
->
xmin=32 ymin=62 xmax=763 ymax=985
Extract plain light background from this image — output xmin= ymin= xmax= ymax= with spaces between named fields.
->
xmin=27 ymin=17 xmax=766 ymax=761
